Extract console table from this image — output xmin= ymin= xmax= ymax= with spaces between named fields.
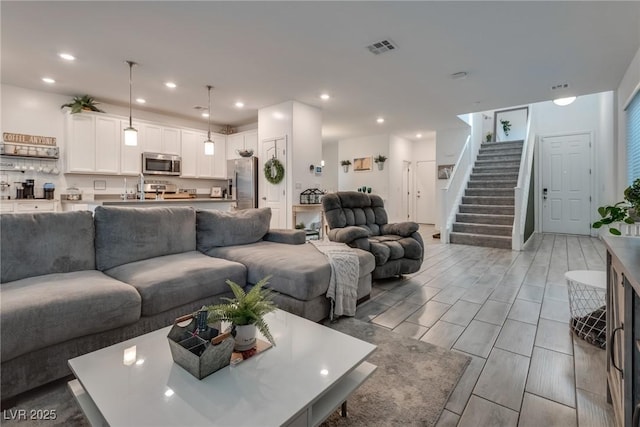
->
xmin=292 ymin=204 xmax=325 ymax=239
xmin=603 ymin=235 xmax=640 ymax=427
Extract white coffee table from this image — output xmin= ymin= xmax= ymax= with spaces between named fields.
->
xmin=68 ymin=310 xmax=376 ymax=427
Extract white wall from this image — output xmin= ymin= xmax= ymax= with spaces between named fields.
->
xmin=321 ymin=140 xmax=339 ymax=193
xmin=0 ymin=84 xmax=230 ymax=199
xmin=530 ymin=91 xmax=614 ymax=230
xmin=617 ymin=45 xmax=640 ymax=193
xmin=292 ymin=101 xmax=323 ymax=203
xmin=412 ymin=133 xmax=436 ymax=161
xmin=337 ymin=134 xmax=389 ymax=198
xmin=435 ymin=126 xmax=471 ymax=229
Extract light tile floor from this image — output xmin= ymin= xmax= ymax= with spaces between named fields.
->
xmin=358 ymin=225 xmax=615 ymax=427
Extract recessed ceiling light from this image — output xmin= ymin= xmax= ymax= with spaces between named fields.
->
xmin=416 ymin=133 xmax=422 ymax=138
xmin=320 ymin=93 xmax=330 ymax=101
xmin=201 ymin=112 xmax=209 ymax=118
xmin=41 ymin=77 xmax=55 ymax=84
xmin=235 ymin=101 xmax=245 ymax=108
xmin=165 ymin=82 xmax=177 ymax=89
xmin=58 ymin=53 xmax=75 ymax=61
xmin=553 ymin=96 xmax=577 ymax=106
xmin=135 ymin=98 xmax=146 ymax=104
xmin=376 ymin=117 xmax=385 ymax=124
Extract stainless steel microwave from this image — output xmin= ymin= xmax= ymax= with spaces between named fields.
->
xmin=142 ymin=152 xmax=182 ymax=176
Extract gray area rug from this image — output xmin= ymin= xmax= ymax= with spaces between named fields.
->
xmin=3 ymin=318 xmax=469 ymax=427
xmin=321 ymin=318 xmax=470 ymax=427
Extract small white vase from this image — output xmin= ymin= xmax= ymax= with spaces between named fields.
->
xmin=233 ymin=324 xmax=257 ymax=351
xmin=377 ymin=162 xmax=384 ymax=171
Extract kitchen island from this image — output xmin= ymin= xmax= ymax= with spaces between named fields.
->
xmin=61 ymin=197 xmax=236 ymax=212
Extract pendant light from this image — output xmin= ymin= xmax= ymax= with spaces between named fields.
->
xmin=204 ymin=85 xmax=215 ymax=155
xmin=123 ymin=60 xmax=138 ymax=146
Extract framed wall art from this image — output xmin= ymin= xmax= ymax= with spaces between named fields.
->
xmin=353 ymin=156 xmax=372 ymax=172
xmin=437 ymin=164 xmax=455 ymax=179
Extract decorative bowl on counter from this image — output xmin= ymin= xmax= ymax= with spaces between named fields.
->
xmin=236 ymin=149 xmax=254 ymax=157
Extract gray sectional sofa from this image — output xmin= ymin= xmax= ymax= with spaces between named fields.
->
xmin=0 ymin=206 xmax=375 ymax=400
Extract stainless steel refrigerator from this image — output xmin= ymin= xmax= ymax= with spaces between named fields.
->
xmin=227 ymin=157 xmax=258 ymax=209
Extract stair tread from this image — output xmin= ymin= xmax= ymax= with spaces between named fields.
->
xmin=457 ymin=213 xmax=514 ymax=218
xmin=459 ymin=203 xmax=515 ymax=208
xmin=450 ymin=231 xmax=511 ymax=240
xmin=454 ymin=222 xmax=512 ymax=228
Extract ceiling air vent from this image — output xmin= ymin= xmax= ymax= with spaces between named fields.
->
xmin=551 ymin=83 xmax=569 ymax=91
xmin=193 ymin=105 xmax=206 ymax=110
xmin=366 ymin=39 xmax=398 ymax=55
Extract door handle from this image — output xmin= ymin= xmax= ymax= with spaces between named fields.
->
xmin=261 ymin=197 xmax=267 ymax=200
xmin=608 ymin=325 xmax=624 ymax=376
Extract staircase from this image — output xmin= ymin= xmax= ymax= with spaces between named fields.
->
xmin=449 ymin=140 xmax=524 ymax=249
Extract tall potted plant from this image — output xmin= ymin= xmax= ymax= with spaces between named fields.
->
xmin=206 ymin=276 xmax=277 ymax=351
xmin=593 ymin=178 xmax=640 ymax=235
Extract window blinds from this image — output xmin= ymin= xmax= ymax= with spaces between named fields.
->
xmin=628 ymin=90 xmax=640 ymax=184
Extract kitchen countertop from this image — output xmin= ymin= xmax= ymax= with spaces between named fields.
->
xmin=602 ymin=234 xmax=640 ymax=294
xmin=61 ymin=197 xmax=235 ymax=205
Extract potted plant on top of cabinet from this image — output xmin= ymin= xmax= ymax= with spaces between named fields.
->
xmin=60 ymin=95 xmax=105 ymax=114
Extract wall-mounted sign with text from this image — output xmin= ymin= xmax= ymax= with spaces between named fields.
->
xmin=3 ymin=132 xmax=57 ymax=146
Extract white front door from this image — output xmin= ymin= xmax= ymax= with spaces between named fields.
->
xmin=415 ymin=160 xmax=436 ymax=224
xmin=259 ymin=136 xmax=287 ymax=229
xmin=541 ymin=133 xmax=592 ymax=235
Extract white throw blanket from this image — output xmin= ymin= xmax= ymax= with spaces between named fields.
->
xmin=310 ymin=240 xmax=360 ymax=320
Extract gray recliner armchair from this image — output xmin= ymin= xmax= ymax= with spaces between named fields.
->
xmin=322 ymin=192 xmax=424 ymax=279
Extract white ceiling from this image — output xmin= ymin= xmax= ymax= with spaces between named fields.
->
xmin=2 ymin=1 xmax=639 ymax=142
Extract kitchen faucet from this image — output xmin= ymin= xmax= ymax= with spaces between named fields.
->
xmin=139 ymin=172 xmax=145 ymax=200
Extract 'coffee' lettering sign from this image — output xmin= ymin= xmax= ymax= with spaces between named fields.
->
xmin=3 ymin=133 xmax=57 ymax=146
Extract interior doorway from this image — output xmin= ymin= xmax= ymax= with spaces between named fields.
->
xmin=401 ymin=161 xmax=412 ymax=221
xmin=539 ymin=132 xmax=592 ymax=235
xmin=415 ymin=160 xmax=436 ymax=224
xmin=259 ymin=136 xmax=288 ymax=229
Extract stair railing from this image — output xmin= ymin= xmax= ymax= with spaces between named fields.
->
xmin=440 ymin=134 xmax=473 ymax=243
xmin=512 ymin=106 xmax=535 ymax=250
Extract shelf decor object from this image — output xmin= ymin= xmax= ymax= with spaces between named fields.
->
xmin=204 ymin=85 xmax=215 ymax=156
xmin=264 ymin=157 xmax=285 ymax=184
xmin=123 ymin=61 xmax=138 ymax=146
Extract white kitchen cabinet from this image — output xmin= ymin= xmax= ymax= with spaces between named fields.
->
xmin=120 ymin=120 xmax=142 ymax=175
xmin=226 ymin=130 xmax=257 ymax=160
xmin=141 ymin=124 xmax=180 ymax=155
xmin=95 ymin=116 xmax=120 ymax=174
xmin=162 ymin=127 xmax=181 ymax=154
xmin=212 ymin=135 xmax=227 ymax=177
xmin=0 ymin=200 xmax=57 ymax=214
xmin=182 ymin=130 xmax=226 ymax=179
xmin=67 ymin=113 xmax=120 ymax=174
xmin=180 ymin=129 xmax=205 ymax=178
xmin=142 ymin=124 xmax=163 ymax=153
xmin=66 ymin=113 xmax=96 ymax=173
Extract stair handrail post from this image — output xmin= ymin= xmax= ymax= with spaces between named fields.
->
xmin=440 ymin=134 xmax=473 ymax=243
xmin=512 ymin=105 xmax=535 ymax=250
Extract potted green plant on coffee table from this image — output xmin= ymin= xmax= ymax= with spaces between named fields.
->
xmin=206 ymin=276 xmax=277 ymax=351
